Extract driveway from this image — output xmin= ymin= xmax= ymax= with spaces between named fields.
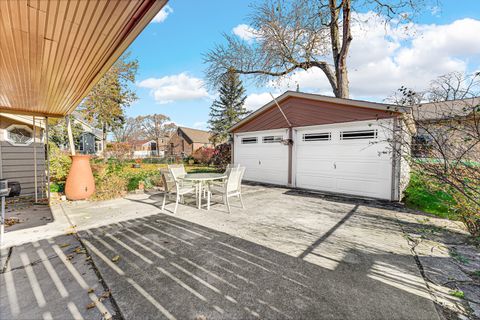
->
xmin=1 ymin=184 xmax=443 ymax=319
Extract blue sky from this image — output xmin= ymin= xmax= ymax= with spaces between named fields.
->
xmin=126 ymin=0 xmax=480 ymax=130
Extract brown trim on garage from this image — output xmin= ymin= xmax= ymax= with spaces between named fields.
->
xmin=232 ymin=94 xmax=402 ymax=133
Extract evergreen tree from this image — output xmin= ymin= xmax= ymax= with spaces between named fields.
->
xmin=208 ymin=71 xmax=249 ymax=144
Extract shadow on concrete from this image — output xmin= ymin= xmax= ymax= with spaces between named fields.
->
xmin=0 ymin=233 xmax=117 ymax=320
xmin=298 ymin=204 xmax=359 ymax=259
xmin=4 ymin=204 xmax=53 ymax=232
xmin=71 ymin=213 xmax=442 ymax=320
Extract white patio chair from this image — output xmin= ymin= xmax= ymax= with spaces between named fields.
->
xmin=162 ymin=167 xmax=196 ymax=214
xmin=208 ymin=167 xmax=246 ymax=213
xmin=167 ymin=164 xmax=195 ymax=187
xmin=210 ymin=164 xmax=240 ymax=188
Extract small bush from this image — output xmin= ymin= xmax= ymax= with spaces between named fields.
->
xmin=48 ymin=142 xmax=71 ymax=182
xmin=93 ymin=174 xmax=128 ymax=200
xmin=192 ymin=147 xmax=215 ymax=165
xmin=211 ymin=143 xmax=231 ymax=169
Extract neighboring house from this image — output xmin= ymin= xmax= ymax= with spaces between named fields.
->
xmin=229 ymin=91 xmax=410 ymax=201
xmin=71 ymin=112 xmax=103 ymax=156
xmin=131 ymin=139 xmax=164 ymax=158
xmin=0 ymin=113 xmax=46 ymax=199
xmin=168 ymin=127 xmax=213 ymax=157
xmin=410 ymin=98 xmax=480 ymax=158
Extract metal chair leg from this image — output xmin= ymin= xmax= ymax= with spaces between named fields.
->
xmin=162 ymin=192 xmax=167 ymax=210
xmin=207 ymin=191 xmax=211 ymax=210
xmin=239 ymin=193 xmax=245 ymax=209
xmin=174 ymin=194 xmax=179 ymax=214
xmin=225 ymin=195 xmax=231 ymax=214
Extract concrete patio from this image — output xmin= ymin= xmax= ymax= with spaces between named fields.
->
xmin=2 ymin=184 xmax=469 ymax=319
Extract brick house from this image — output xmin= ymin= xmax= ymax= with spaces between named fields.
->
xmin=411 ymin=98 xmax=479 ymax=159
xmin=168 ymin=127 xmax=213 ymax=157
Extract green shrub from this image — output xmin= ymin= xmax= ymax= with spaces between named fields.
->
xmin=48 ymin=142 xmax=71 ymax=183
xmin=91 ymin=162 xmax=128 ymax=200
xmin=49 ymin=182 xmax=65 ymax=193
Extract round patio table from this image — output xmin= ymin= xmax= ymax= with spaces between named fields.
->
xmin=181 ymin=173 xmax=227 ymax=210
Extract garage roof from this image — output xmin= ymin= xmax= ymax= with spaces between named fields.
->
xmin=0 ymin=0 xmax=166 ymax=117
xmin=230 ymin=91 xmax=408 ymax=132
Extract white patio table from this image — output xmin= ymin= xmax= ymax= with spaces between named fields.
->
xmin=181 ymin=173 xmax=227 ymax=210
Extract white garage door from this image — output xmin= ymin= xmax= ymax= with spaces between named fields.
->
xmin=295 ymin=120 xmax=393 ymax=200
xmin=234 ymin=129 xmax=289 ymax=186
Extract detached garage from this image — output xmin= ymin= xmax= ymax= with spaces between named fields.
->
xmin=230 ymin=91 xmax=410 ymax=201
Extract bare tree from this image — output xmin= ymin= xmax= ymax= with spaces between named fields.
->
xmin=390 ymin=72 xmax=480 ymax=237
xmin=205 ymin=0 xmax=428 ymax=98
xmin=137 ymin=114 xmax=177 ymax=156
xmin=111 ymin=117 xmax=141 ymax=142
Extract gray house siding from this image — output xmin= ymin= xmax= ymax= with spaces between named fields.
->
xmin=79 ymin=132 xmax=97 ymax=155
xmin=0 ymin=141 xmax=46 ymax=198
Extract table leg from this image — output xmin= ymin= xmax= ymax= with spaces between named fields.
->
xmin=207 ymin=184 xmax=211 ymax=211
xmin=198 ymin=182 xmax=202 ymax=210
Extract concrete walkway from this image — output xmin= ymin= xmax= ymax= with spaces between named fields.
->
xmin=1 ymin=184 xmax=453 ymax=319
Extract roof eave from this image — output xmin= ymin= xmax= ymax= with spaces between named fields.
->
xmin=229 ymin=91 xmax=408 ymax=132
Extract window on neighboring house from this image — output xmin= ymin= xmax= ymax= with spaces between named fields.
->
xmin=340 ymin=129 xmax=377 ymax=140
xmin=78 ymin=136 xmax=84 ymax=151
xmin=5 ymin=125 xmax=34 ymax=146
xmin=412 ymin=133 xmax=433 ymax=157
xmin=241 ymin=137 xmax=258 ymax=144
xmin=302 ymin=132 xmax=331 ymax=141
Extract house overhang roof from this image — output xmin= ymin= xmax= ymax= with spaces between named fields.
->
xmin=0 ymin=0 xmax=166 ymax=117
xmin=229 ymin=91 xmax=409 ymax=132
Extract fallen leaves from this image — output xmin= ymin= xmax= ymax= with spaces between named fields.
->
xmin=59 ymin=243 xmax=70 ymax=248
xmin=100 ymin=290 xmax=111 ymax=301
xmin=88 ymin=288 xmax=95 ymax=294
xmin=111 ymin=255 xmax=120 ymax=263
xmin=74 ymin=247 xmax=87 ymax=254
xmin=4 ymin=217 xmax=20 ymax=227
xmin=86 ymin=302 xmax=96 ymax=310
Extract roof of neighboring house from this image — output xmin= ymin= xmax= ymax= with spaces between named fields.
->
xmin=72 ymin=111 xmax=103 ymax=139
xmin=411 ymin=97 xmax=480 ymax=121
xmin=178 ymin=127 xmax=212 ymax=144
xmin=128 ymin=139 xmax=156 ymax=147
xmin=0 ymin=113 xmax=46 ymax=129
xmin=229 ymin=91 xmax=408 ymax=132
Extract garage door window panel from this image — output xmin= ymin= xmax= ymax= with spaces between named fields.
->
xmin=241 ymin=137 xmax=258 ymax=144
xmin=262 ymin=135 xmax=282 ymax=143
xmin=340 ymin=129 xmax=377 ymax=140
xmin=302 ymin=132 xmax=331 ymax=142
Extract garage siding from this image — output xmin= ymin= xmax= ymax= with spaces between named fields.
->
xmin=234 ymin=96 xmax=397 ymax=133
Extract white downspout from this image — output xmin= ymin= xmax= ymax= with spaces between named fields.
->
xmin=33 ymin=116 xmax=38 ymax=203
xmin=45 ymin=117 xmax=50 ymax=204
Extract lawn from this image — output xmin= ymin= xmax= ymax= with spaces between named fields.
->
xmin=403 ymin=171 xmax=458 ymax=220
